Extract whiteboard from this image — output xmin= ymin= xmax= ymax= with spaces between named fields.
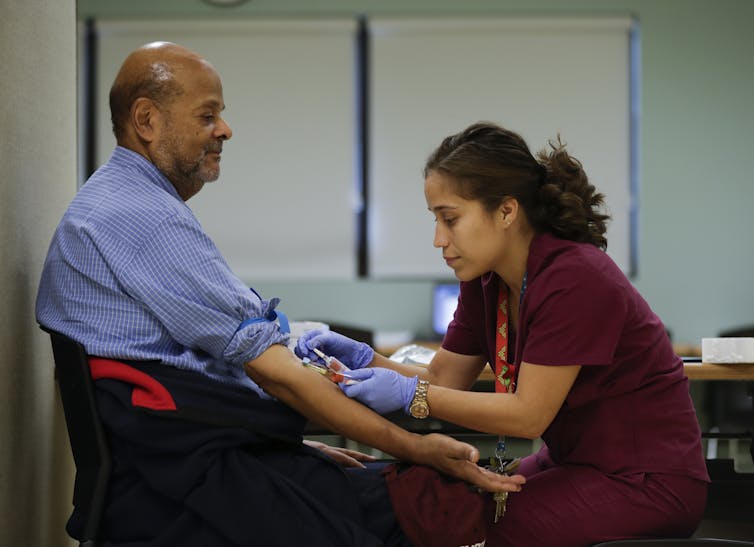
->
xmin=95 ymin=19 xmax=358 ymax=280
xmin=369 ymin=17 xmax=636 ymax=277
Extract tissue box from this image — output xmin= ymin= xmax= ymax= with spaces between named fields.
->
xmin=701 ymin=337 xmax=754 ymax=363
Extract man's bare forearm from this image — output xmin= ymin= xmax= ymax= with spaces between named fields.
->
xmin=245 ymin=344 xmax=420 ymax=461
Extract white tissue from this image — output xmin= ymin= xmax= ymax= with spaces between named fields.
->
xmin=388 ymin=344 xmax=437 ymax=365
xmin=701 ymin=337 xmax=754 ymax=363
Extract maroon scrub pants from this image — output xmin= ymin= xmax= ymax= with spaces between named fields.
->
xmin=486 ymin=448 xmax=708 ymax=546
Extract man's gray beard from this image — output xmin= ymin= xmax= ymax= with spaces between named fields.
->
xmin=153 ymin=144 xmax=210 ymax=192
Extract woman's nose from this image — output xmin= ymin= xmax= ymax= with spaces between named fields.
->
xmin=433 ymin=225 xmax=447 ymax=248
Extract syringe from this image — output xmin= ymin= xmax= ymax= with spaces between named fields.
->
xmin=312 ymin=348 xmax=360 ymax=384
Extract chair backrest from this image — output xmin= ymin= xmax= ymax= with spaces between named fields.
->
xmin=44 ymin=328 xmax=111 ymax=546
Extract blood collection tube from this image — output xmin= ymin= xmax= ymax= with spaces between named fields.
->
xmin=312 ymin=348 xmax=358 ymax=384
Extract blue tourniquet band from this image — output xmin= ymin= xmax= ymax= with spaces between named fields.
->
xmin=237 ymin=310 xmax=290 ymax=335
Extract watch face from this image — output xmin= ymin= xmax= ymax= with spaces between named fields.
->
xmin=410 ymin=402 xmax=430 ymax=419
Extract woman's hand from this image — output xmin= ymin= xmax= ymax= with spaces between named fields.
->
xmin=340 ymin=368 xmax=418 ymax=415
xmin=303 ymin=439 xmax=376 ymax=468
xmin=294 ymin=330 xmax=374 ymax=369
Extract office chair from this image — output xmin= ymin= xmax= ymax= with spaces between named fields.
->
xmin=43 ymin=327 xmax=111 ymax=547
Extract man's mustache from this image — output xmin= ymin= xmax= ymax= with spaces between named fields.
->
xmin=206 ymin=142 xmax=223 ymax=154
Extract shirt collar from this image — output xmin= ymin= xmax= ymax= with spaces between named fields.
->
xmin=111 ymin=146 xmax=184 ymax=203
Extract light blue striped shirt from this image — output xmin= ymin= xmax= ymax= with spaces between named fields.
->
xmin=36 ymin=146 xmax=289 ymax=395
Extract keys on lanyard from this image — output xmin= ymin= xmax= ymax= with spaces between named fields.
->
xmin=491 ymin=437 xmax=520 ymax=523
xmin=493 ymin=491 xmax=508 ymax=523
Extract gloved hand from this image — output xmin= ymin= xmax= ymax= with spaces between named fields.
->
xmin=339 ymin=368 xmax=418 ymax=415
xmin=294 ymin=329 xmax=374 ymax=370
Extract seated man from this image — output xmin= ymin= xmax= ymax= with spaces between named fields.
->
xmin=36 ymin=41 xmax=523 ymax=546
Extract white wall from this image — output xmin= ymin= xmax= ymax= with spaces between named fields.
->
xmin=76 ymin=0 xmax=754 ymax=345
xmin=0 ymin=0 xmax=77 ymax=545
xmin=95 ymin=19 xmax=360 ymax=281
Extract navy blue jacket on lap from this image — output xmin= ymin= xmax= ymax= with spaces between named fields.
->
xmin=75 ymin=359 xmax=384 ymax=547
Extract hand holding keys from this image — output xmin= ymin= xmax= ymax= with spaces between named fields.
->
xmin=491 ymin=456 xmax=520 ymax=523
xmin=490 ymin=437 xmax=520 ymax=523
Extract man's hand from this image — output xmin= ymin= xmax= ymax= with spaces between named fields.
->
xmin=303 ymin=439 xmax=376 ymax=469
xmin=414 ymin=433 xmax=526 ymax=493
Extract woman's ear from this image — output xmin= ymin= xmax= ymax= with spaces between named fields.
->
xmin=131 ymin=97 xmax=160 ymax=143
xmin=499 ymin=197 xmax=519 ymax=227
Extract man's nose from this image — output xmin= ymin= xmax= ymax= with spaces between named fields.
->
xmin=216 ymin=116 xmax=232 ymax=140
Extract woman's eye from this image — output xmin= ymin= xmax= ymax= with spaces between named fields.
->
xmin=443 ymin=217 xmax=456 ymax=226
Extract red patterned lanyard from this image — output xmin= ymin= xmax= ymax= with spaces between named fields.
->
xmin=494 ymin=273 xmax=527 ymax=393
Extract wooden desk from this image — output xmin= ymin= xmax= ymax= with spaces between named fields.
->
xmin=379 ymin=341 xmax=702 ymax=356
xmin=475 ymin=363 xmax=754 ymax=383
xmin=683 ymin=363 xmax=754 ymax=381
xmin=381 ymin=341 xmax=754 ymax=382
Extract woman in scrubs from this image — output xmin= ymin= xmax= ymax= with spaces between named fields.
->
xmin=296 ymin=122 xmax=709 ymax=546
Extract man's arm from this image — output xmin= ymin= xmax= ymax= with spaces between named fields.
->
xmin=244 ymin=344 xmax=524 ymax=493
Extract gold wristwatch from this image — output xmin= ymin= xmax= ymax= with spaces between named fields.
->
xmin=409 ymin=379 xmax=430 ymax=419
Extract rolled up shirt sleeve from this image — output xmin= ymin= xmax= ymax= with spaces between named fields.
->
xmin=120 ymin=213 xmax=289 ymax=370
xmin=224 ymin=297 xmax=290 ymax=365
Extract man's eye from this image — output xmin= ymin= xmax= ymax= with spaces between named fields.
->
xmin=202 ymin=114 xmax=215 ymax=121
xmin=443 ymin=217 xmax=456 ymax=226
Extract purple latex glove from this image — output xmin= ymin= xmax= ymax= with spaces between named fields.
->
xmin=294 ymin=330 xmax=374 ymax=370
xmin=339 ymin=368 xmax=418 ymax=415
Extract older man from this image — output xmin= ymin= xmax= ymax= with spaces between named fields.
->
xmin=36 ymin=42 xmax=522 ymax=546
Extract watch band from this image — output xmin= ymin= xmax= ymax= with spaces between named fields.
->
xmin=409 ymin=379 xmax=430 ymax=419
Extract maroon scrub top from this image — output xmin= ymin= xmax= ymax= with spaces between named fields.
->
xmin=443 ymin=233 xmax=708 ymax=481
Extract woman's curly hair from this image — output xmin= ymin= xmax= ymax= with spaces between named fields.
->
xmin=424 ymin=121 xmax=610 ymax=250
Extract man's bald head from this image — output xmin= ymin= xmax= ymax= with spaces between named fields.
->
xmin=109 ymin=42 xmax=213 ymax=143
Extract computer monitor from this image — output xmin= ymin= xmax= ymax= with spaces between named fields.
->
xmin=432 ymin=282 xmax=461 ymax=338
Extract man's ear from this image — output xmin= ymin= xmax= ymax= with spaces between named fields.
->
xmin=131 ymin=97 xmax=161 ymax=143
